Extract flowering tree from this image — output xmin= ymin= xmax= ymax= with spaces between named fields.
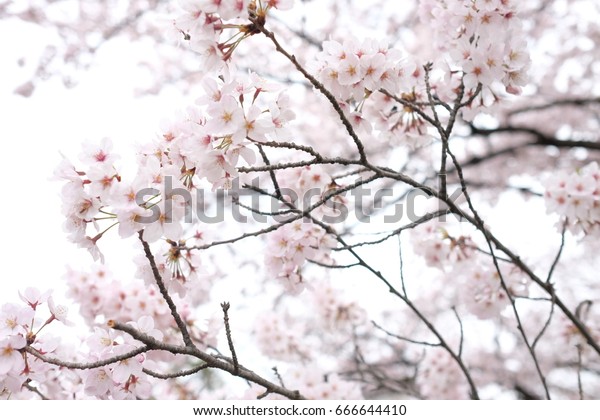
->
xmin=2 ymin=0 xmax=600 ymax=400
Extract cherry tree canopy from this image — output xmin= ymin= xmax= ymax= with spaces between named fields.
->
xmin=1 ymin=0 xmax=600 ymax=400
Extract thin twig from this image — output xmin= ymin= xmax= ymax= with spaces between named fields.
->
xmin=253 ymin=20 xmax=368 ymax=163
xmin=272 ymin=367 xmax=285 ymax=388
xmin=507 ymin=97 xmax=600 ymax=116
xmin=422 ymin=63 xmax=449 ymax=199
xmin=138 ymin=231 xmax=194 ymax=348
xmin=372 ymin=321 xmax=440 ymax=348
xmin=576 ymin=344 xmax=585 ymax=400
xmin=452 ymin=307 xmax=465 ymax=359
xmin=252 ymin=139 xmax=324 ymax=160
xmin=308 ymin=213 xmax=481 ymax=399
xmin=23 ymin=382 xmax=49 ymax=400
xmin=531 ymin=223 xmax=567 ymax=349
xmin=307 ymin=259 xmax=361 ymax=269
xmin=221 ymin=302 xmax=239 ymax=375
xmin=331 ymin=210 xmax=451 ymax=251
xmin=443 ymin=140 xmax=551 ymax=399
xmin=256 ymin=143 xmax=282 ymax=199
xmin=397 ymin=233 xmax=407 ymax=299
xmin=546 ymin=221 xmax=567 ymax=284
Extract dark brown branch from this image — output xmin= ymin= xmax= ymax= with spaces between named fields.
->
xmin=515 ymin=384 xmax=541 ymax=400
xmin=221 ymin=302 xmax=239 ymax=375
xmin=25 ymin=345 xmax=148 ymax=370
xmin=252 ymin=139 xmax=325 ymax=160
xmin=306 ymin=259 xmax=361 ymax=269
xmin=238 ymin=156 xmax=359 ymax=173
xmin=142 ymin=364 xmax=209 ymax=379
xmin=111 ymin=321 xmax=305 ymax=400
xmin=256 ymin=143 xmax=282 ymax=199
xmin=253 ymin=20 xmax=368 ymax=163
xmin=470 ymin=124 xmax=600 ymax=150
xmin=453 ymin=307 xmax=465 ymax=359
xmin=507 ymin=97 xmax=600 ymax=116
xmin=138 ymin=231 xmax=194 ymax=348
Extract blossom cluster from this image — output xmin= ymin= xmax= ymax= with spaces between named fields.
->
xmin=253 ymin=312 xmax=311 ymax=362
xmin=242 ymin=365 xmax=363 ymax=400
xmin=310 ymin=38 xmax=403 ymax=102
xmin=81 ymin=318 xmax=161 ymax=399
xmin=417 ymin=348 xmax=470 ymax=399
xmin=308 ymin=1 xmax=531 ymax=148
xmin=0 ymin=288 xmax=71 ymax=398
xmin=411 ymin=220 xmax=529 ymax=319
xmin=455 ymin=261 xmax=529 ymax=319
xmin=419 ymin=0 xmax=531 ymax=95
xmin=411 ymin=221 xmax=477 ymax=270
xmin=310 ymin=279 xmax=367 ymax=333
xmin=264 ymin=219 xmax=336 ymax=294
xmin=64 ymin=265 xmax=218 ymax=346
xmin=543 ymin=161 xmax=600 ymax=237
xmin=54 ymin=71 xmax=296 ymax=264
xmin=174 ymin=0 xmax=294 ymax=73
xmin=309 ymin=38 xmax=435 ymax=147
xmin=263 ymin=166 xmax=339 ymax=293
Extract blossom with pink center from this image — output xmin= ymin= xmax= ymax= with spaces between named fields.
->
xmin=80 ymin=138 xmax=118 ymax=167
xmin=266 ymin=0 xmax=294 ymax=10
xmin=544 ymin=162 xmax=600 ymax=236
xmin=18 ymin=287 xmax=52 ymax=310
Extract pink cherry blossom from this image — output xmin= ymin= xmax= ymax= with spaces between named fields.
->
xmin=6 ymin=0 xmax=600 ymax=402
xmin=0 ymin=303 xmax=34 ymax=336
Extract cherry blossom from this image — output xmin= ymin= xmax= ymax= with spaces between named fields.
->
xmin=1 ymin=304 xmax=34 ymax=336
xmin=4 ymin=0 xmax=600 ymax=402
xmin=543 ymin=161 xmax=600 ymax=237
xmin=0 ymin=335 xmax=26 ymax=375
xmin=417 ymin=348 xmax=470 ymax=399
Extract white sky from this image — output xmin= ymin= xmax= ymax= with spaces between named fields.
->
xmin=0 ymin=16 xmax=185 ymax=301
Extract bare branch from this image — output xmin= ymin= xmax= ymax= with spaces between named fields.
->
xmin=453 ymin=307 xmax=465 ymax=359
xmin=111 ymin=321 xmax=306 ymax=400
xmin=372 ymin=321 xmax=440 ymax=348
xmin=26 ymin=345 xmax=148 ymax=370
xmin=143 ymin=364 xmax=210 ymax=380
xmin=221 ymin=302 xmax=239 ymax=375
xmin=23 ymin=382 xmax=49 ymax=400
